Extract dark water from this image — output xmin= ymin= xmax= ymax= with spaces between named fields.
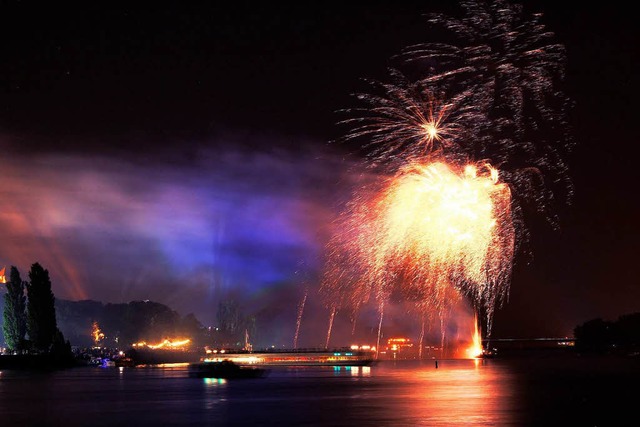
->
xmin=1 ymin=357 xmax=638 ymax=426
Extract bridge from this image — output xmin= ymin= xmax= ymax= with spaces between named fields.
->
xmin=482 ymin=337 xmax=575 ymax=354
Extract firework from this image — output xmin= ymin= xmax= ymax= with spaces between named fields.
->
xmin=401 ymin=0 xmax=573 ymax=216
xmin=321 ymin=0 xmax=571 ymax=352
xmin=340 ymin=72 xmax=481 ymax=165
xmin=293 ymin=286 xmax=307 ymax=349
xmin=323 ymin=160 xmax=514 ymax=336
xmin=341 ymin=0 xmax=572 ymax=216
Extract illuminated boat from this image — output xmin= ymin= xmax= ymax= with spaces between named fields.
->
xmin=204 ymin=348 xmax=376 ymax=367
xmin=188 ymin=360 xmax=268 ymax=379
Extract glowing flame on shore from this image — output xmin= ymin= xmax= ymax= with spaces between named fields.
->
xmin=133 ymin=338 xmax=191 ymax=350
xmin=466 ymin=313 xmax=483 ymax=359
xmin=91 ymin=321 xmax=105 ymax=346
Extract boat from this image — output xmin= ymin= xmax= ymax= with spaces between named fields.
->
xmin=101 ymin=359 xmax=116 ymax=368
xmin=204 ymin=348 xmax=376 ymax=367
xmin=188 ymin=360 xmax=268 ymax=379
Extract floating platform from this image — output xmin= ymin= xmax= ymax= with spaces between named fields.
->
xmin=205 ymin=348 xmax=376 ymax=367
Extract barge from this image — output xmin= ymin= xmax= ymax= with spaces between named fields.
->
xmin=205 ymin=348 xmax=376 ymax=367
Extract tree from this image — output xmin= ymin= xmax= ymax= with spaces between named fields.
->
xmin=120 ymin=300 xmax=181 ymax=345
xmin=215 ymin=300 xmax=257 ymax=348
xmin=217 ymin=300 xmax=240 ymax=334
xmin=2 ymin=266 xmax=28 ymax=352
xmin=614 ymin=313 xmax=640 ymax=351
xmin=50 ymin=328 xmax=74 ymax=366
xmin=574 ymin=318 xmax=613 ymax=353
xmin=26 ymin=262 xmax=58 ymax=352
xmin=178 ymin=313 xmax=207 ymax=346
xmin=216 ymin=299 xmax=241 ymax=346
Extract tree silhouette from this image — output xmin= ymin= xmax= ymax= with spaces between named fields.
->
xmin=573 ymin=314 xmax=640 ymax=355
xmin=26 ymin=263 xmax=58 ymax=352
xmin=2 ymin=266 xmax=28 ymax=352
xmin=215 ymin=299 xmax=257 ymax=348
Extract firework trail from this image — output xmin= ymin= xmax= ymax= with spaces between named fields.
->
xmin=322 ymin=0 xmax=571 ymax=348
xmin=320 ymin=243 xmax=371 ymax=347
xmin=293 ymin=286 xmax=307 ymax=349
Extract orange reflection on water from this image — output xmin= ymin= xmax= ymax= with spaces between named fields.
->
xmin=382 ymin=360 xmax=516 ymax=425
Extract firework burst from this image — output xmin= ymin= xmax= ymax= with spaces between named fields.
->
xmin=322 ymin=159 xmax=514 ymax=342
xmin=321 ymin=0 xmax=571 ymax=351
xmin=401 ymin=0 xmax=573 ymax=216
xmin=340 ymin=72 xmax=480 ymax=165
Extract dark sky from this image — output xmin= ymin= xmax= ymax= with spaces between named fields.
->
xmin=0 ymin=1 xmax=638 ymax=344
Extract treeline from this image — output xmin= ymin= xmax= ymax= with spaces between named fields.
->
xmin=2 ymin=263 xmax=72 ymax=359
xmin=574 ymin=312 xmax=640 ymax=355
xmin=56 ymin=299 xmax=256 ymax=350
xmin=4 ymin=281 xmax=262 ymax=350
xmin=56 ymin=299 xmax=208 ymax=348
xmin=2 ymin=264 xmax=281 ymax=351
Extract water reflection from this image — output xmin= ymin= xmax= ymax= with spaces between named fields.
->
xmin=202 ymin=376 xmax=228 ymax=412
xmin=331 ymin=365 xmax=372 ymax=377
xmin=345 ymin=360 xmax=516 ymax=425
xmin=3 ymin=358 xmax=636 ymax=425
xmin=203 ymin=377 xmax=227 ymax=386
xmin=411 ymin=360 xmax=514 ymax=425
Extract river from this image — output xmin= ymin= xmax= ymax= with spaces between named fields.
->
xmin=1 ymin=356 xmax=638 ymax=426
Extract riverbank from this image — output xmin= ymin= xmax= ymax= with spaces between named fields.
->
xmin=0 ymin=353 xmax=77 ymax=370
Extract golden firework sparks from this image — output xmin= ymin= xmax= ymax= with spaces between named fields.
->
xmin=322 ymin=159 xmax=515 ymax=350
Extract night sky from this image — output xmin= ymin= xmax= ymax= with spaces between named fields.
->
xmin=1 ymin=1 xmax=638 ymax=343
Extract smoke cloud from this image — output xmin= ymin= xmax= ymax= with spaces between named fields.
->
xmin=0 ymin=134 xmax=359 ymax=344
